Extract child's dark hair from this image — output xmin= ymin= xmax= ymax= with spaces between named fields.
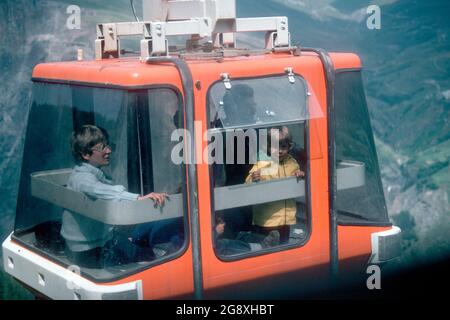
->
xmin=71 ymin=125 xmax=108 ymax=163
xmin=267 ymin=126 xmax=293 ymax=151
xmin=215 ymin=213 xmax=225 ymax=225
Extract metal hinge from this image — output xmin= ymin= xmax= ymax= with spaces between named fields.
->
xmin=285 ymin=67 xmax=295 ymax=84
xmin=220 ymin=73 xmax=232 ymax=90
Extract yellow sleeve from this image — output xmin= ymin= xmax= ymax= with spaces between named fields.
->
xmin=245 ymin=163 xmax=259 ymax=183
xmin=288 ymin=157 xmax=300 ymax=175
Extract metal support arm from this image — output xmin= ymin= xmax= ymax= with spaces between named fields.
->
xmin=95 ymin=16 xmax=290 ymax=59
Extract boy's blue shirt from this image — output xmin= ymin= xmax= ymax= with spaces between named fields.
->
xmin=60 ymin=162 xmax=140 ymax=252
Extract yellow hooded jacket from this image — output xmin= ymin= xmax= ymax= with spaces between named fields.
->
xmin=245 ymin=154 xmax=299 ymax=227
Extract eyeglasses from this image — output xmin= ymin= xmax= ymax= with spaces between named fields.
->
xmin=91 ymin=143 xmax=112 ymax=153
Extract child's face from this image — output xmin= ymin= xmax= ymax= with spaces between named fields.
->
xmin=269 ymin=130 xmax=290 ymax=162
xmin=278 ymin=141 xmax=290 ymax=161
xmin=215 ymin=222 xmax=225 ymax=235
xmin=82 ymin=142 xmax=112 ymax=167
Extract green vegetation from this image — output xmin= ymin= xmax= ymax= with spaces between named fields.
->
xmin=374 ymin=136 xmax=407 ymax=166
xmin=420 ymin=212 xmax=450 ymax=261
xmin=400 ymin=142 xmax=450 ymax=194
xmin=0 ymin=268 xmax=33 ymax=300
xmin=360 ymin=1 xmax=450 ymax=203
xmin=392 ymin=211 xmax=417 ymax=245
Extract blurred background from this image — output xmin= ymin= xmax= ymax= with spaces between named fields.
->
xmin=0 ymin=0 xmax=449 ymax=299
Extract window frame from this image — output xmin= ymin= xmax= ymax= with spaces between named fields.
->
xmin=334 ymin=68 xmax=392 ymax=227
xmin=206 ymin=73 xmax=314 ymax=262
xmin=12 ymin=80 xmax=191 ymax=283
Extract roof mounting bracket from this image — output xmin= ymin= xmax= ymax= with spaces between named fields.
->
xmin=95 ymin=1 xmax=294 ymax=60
xmin=95 ymin=23 xmax=120 ymax=59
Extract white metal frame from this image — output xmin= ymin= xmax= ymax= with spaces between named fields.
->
xmin=2 ymin=234 xmax=143 ymax=300
xmin=95 ymin=0 xmax=291 ymax=60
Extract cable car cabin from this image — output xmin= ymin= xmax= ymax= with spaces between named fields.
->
xmin=2 ymin=0 xmax=401 ymax=300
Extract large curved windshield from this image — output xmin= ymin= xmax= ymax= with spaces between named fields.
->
xmin=14 ymin=82 xmax=187 ymax=281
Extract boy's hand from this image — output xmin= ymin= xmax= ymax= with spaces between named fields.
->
xmin=293 ymin=170 xmax=305 ymax=180
xmin=251 ymin=170 xmax=261 ymax=182
xmin=138 ymin=192 xmax=169 ymax=207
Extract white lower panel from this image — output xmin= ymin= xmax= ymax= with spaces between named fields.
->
xmin=2 ymin=234 xmax=142 ymax=300
xmin=370 ymin=226 xmax=402 ymax=264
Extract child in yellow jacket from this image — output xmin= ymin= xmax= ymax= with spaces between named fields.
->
xmin=246 ymin=128 xmax=304 ymax=244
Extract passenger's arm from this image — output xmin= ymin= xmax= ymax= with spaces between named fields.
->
xmin=138 ymin=192 xmax=169 ymax=206
xmin=74 ymin=176 xmax=139 ymax=202
xmin=290 ymin=160 xmax=305 ymax=179
xmin=245 ymin=165 xmax=259 ymax=183
xmin=74 ymin=174 xmax=168 ymax=205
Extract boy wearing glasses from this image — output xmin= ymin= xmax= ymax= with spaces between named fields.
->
xmin=245 ymin=127 xmax=305 ymax=244
xmin=61 ymin=125 xmax=170 ymax=268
